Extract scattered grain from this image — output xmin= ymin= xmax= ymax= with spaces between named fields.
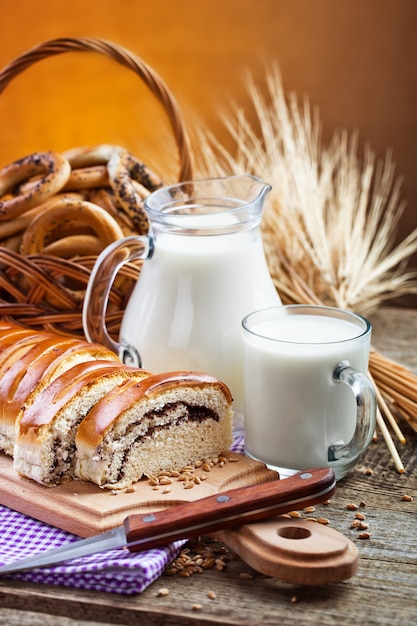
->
xmin=163 ymin=537 xmax=234 ymax=578
xmin=317 ymin=517 xmax=329 ymax=525
xmin=346 ymin=503 xmax=359 ymax=511
xmin=207 ymin=591 xmax=217 ymax=600
xmin=215 ymin=558 xmax=226 ymax=571
xmin=290 ymin=596 xmax=299 ymax=604
xmin=288 ymin=510 xmax=302 ymax=518
xmin=401 ymin=494 xmax=413 ymax=502
xmin=303 ymin=506 xmax=315 ymax=514
xmin=239 ymin=572 xmax=254 ymax=580
xmin=355 ymin=512 xmax=366 ymax=520
xmin=358 ymin=532 xmax=370 ymax=540
xmin=365 ymin=468 xmax=373 ymax=475
xmin=156 ymin=587 xmax=170 ymax=597
xmin=192 ymin=604 xmax=203 ymax=611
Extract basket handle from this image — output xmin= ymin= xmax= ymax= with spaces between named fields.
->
xmin=0 ymin=37 xmax=193 ymax=182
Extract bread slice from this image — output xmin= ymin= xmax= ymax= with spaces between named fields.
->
xmin=14 ymin=360 xmax=151 ymax=486
xmin=0 ymin=336 xmax=120 ymax=455
xmin=74 ymin=371 xmax=234 ymax=489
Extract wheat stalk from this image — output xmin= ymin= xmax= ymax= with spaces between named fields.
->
xmin=194 ymin=65 xmax=417 ymax=471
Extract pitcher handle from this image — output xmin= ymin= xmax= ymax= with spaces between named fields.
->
xmin=82 ymin=235 xmax=154 ymax=366
xmin=328 ymin=362 xmax=376 ymax=467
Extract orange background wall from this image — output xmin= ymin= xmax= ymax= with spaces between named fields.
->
xmin=0 ymin=0 xmax=416 ymax=304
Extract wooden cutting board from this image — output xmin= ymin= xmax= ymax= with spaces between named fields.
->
xmin=0 ymin=451 xmax=278 ymax=537
xmin=0 ymin=453 xmax=359 ymax=584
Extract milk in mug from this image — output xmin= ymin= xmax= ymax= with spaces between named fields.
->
xmin=242 ymin=307 xmax=373 ymax=476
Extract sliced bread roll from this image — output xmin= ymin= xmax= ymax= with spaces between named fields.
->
xmin=0 ymin=330 xmax=57 ymax=372
xmin=14 ymin=361 xmax=151 ymax=486
xmin=0 ymin=325 xmax=48 ymax=346
xmin=0 ymin=322 xmax=40 ymax=339
xmin=74 ymin=371 xmax=234 ymax=489
xmin=0 ymin=336 xmax=120 ymax=455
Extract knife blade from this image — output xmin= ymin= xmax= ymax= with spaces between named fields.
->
xmin=0 ymin=467 xmax=335 ymax=575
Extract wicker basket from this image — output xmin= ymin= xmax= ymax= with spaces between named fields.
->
xmin=0 ymin=37 xmax=193 ymax=338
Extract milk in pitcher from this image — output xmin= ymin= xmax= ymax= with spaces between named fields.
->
xmin=121 ymin=227 xmax=279 ymax=415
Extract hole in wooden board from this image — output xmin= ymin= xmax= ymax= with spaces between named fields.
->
xmin=277 ymin=526 xmax=312 ymax=540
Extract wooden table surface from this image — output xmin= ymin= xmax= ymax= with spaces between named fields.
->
xmin=0 ymin=306 xmax=416 ymax=626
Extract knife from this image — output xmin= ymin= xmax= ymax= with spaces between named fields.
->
xmin=0 ymin=467 xmax=335 ymax=575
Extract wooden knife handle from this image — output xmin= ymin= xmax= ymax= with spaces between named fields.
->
xmin=124 ymin=467 xmax=336 ymax=552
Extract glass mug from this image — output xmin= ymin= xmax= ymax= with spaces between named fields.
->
xmin=241 ymin=305 xmax=376 ymax=480
xmin=83 ymin=176 xmax=281 ymax=415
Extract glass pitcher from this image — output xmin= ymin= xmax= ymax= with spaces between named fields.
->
xmin=82 ymin=175 xmax=281 ymax=415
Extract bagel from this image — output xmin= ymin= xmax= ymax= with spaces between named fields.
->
xmin=42 ymin=234 xmax=104 ymax=258
xmin=0 ymin=151 xmax=71 ymax=221
xmin=64 ymin=144 xmax=159 ymax=234
xmin=0 ymin=193 xmax=84 ymax=241
xmin=19 ymin=196 xmax=124 ymax=256
xmin=107 ymin=149 xmax=162 ymax=234
xmin=63 ymin=165 xmax=110 ymax=191
xmin=63 ymin=144 xmax=121 ymax=169
xmin=87 ymin=187 xmax=138 ymax=236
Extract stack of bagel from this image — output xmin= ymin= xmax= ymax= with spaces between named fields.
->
xmin=0 ymin=144 xmax=161 ymax=253
xmin=0 ymin=323 xmax=234 ymax=489
xmin=0 ymin=145 xmax=162 ymax=335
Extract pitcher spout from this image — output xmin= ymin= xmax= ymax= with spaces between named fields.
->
xmin=143 ymin=175 xmax=272 ymax=235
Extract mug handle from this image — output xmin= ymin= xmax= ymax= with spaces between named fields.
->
xmin=328 ymin=362 xmax=376 ymax=465
xmin=82 ymin=235 xmax=154 ymax=366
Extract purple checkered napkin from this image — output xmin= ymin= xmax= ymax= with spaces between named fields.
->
xmin=0 ymin=433 xmax=245 ymax=595
xmin=0 ymin=505 xmax=184 ymax=594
